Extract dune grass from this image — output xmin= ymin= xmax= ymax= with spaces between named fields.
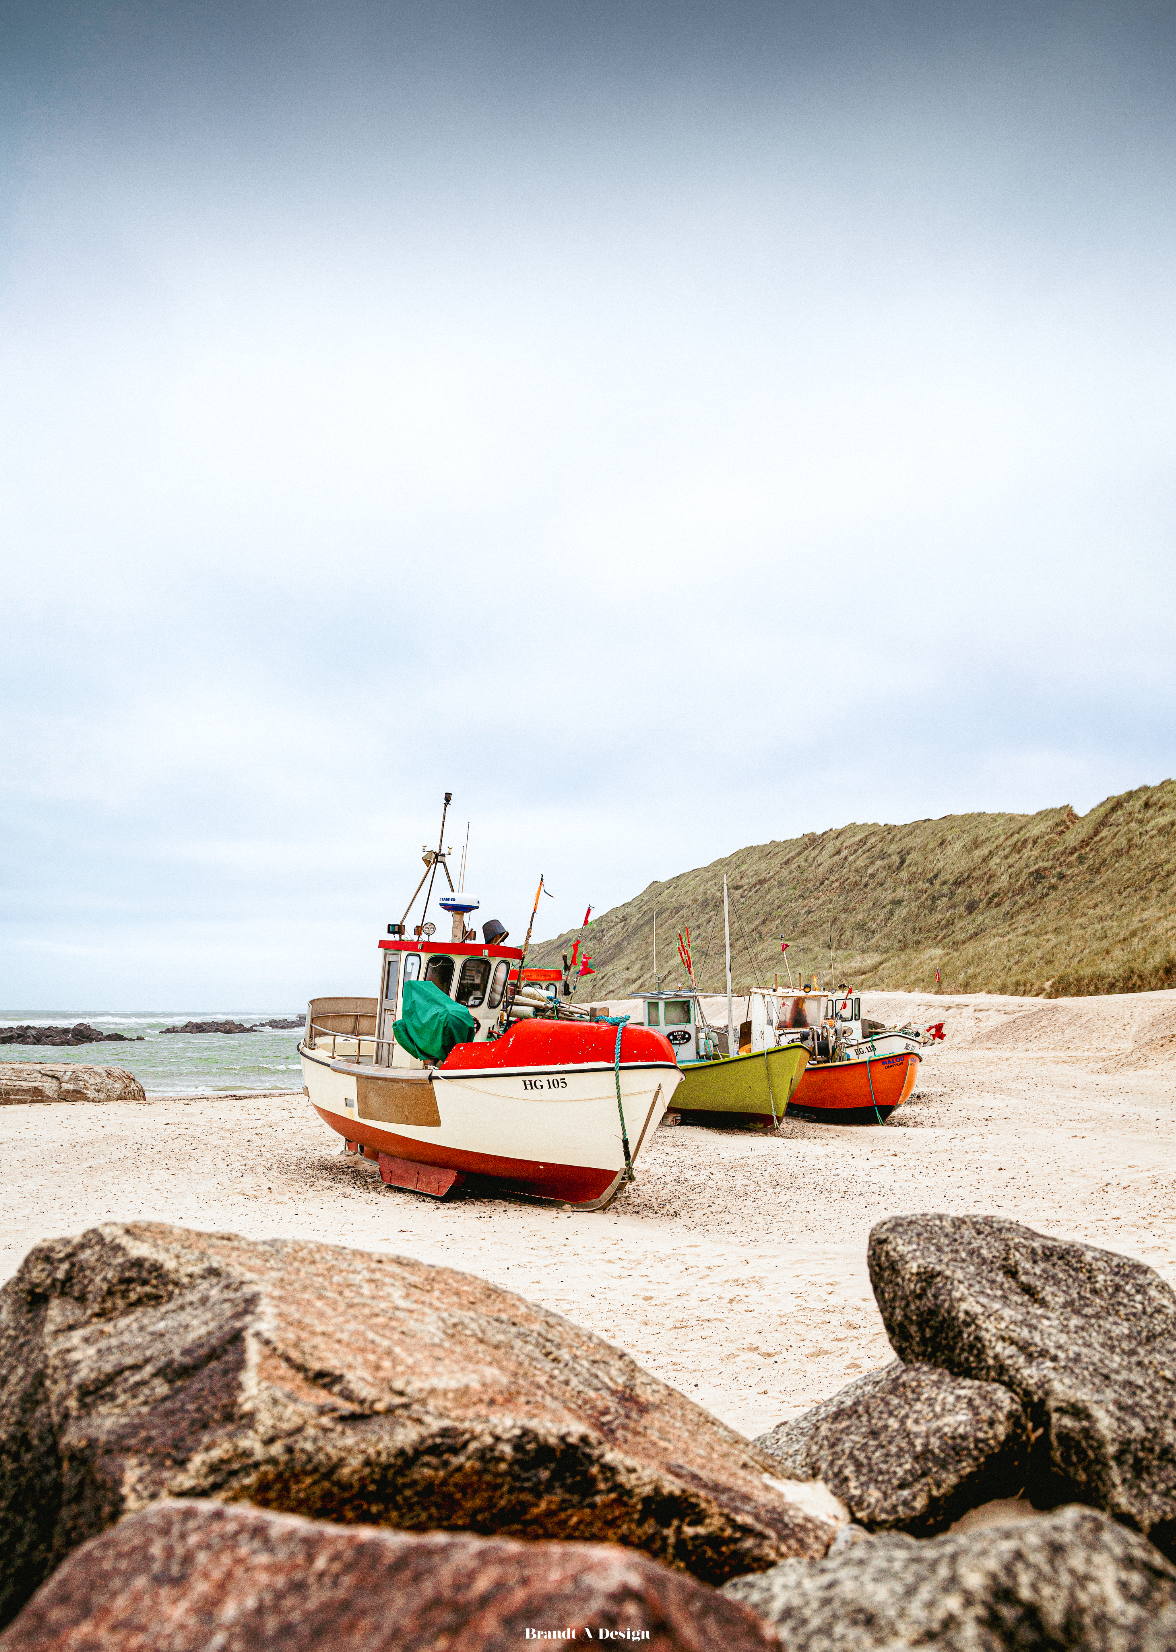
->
xmin=531 ymin=782 xmax=1176 ymax=1000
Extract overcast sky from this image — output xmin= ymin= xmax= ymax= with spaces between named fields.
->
xmin=2 ymin=0 xmax=1174 ymax=1008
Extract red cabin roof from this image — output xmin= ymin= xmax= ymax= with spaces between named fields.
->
xmin=378 ymin=939 xmax=523 ymax=960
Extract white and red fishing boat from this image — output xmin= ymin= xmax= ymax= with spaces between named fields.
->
xmin=299 ymin=797 xmax=681 ymax=1207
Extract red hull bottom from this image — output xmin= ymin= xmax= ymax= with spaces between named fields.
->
xmin=785 ymin=1052 xmax=919 ymax=1126
xmin=315 ymin=1106 xmax=622 ymax=1208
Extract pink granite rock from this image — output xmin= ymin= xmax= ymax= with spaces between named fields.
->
xmin=0 ymin=1499 xmax=784 ymax=1652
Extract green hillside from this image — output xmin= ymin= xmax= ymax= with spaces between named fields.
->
xmin=531 ymin=782 xmax=1176 ymax=1000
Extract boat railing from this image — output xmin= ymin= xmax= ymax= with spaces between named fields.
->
xmin=305 ymin=1019 xmax=388 ymax=1062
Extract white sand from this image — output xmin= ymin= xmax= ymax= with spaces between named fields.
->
xmin=2 ymin=989 xmax=1173 ymax=1440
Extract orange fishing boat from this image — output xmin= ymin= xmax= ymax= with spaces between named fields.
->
xmin=786 ymin=1048 xmax=919 ymax=1124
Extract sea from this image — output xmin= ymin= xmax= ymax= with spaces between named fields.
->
xmin=0 ymin=1012 xmax=305 ymax=1094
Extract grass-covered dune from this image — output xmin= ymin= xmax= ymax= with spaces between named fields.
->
xmin=531 ymin=782 xmax=1176 ymax=1000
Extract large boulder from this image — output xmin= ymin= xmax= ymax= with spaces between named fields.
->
xmin=755 ymin=1361 xmax=1028 ymax=1535
xmin=0 ymin=1223 xmax=842 ymax=1626
xmin=724 ymin=1503 xmax=1176 ymax=1652
xmin=0 ymin=1500 xmax=783 ymax=1652
xmin=868 ymin=1215 xmax=1176 ymax=1553
xmin=0 ymin=1065 xmax=146 ymax=1104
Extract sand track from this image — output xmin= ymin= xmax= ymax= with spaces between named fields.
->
xmin=1 ymin=991 xmax=1173 ymax=1439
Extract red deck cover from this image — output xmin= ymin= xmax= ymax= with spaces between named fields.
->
xmin=441 ymin=1017 xmax=675 ymax=1070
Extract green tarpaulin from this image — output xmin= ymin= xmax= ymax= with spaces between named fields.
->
xmin=393 ymin=978 xmax=476 ymax=1063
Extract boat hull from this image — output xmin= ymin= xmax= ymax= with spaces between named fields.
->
xmin=787 ymin=1050 xmax=920 ymax=1124
xmin=672 ymin=1044 xmax=809 ymax=1127
xmin=300 ymin=1027 xmax=680 ymax=1208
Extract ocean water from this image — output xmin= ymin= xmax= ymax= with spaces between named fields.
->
xmin=0 ymin=1012 xmax=305 ymax=1094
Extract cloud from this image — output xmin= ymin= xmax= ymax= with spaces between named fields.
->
xmin=2 ymin=0 xmax=1174 ymax=1001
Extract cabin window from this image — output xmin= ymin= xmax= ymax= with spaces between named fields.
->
xmin=383 ymin=957 xmax=400 ymax=1006
xmin=456 ymin=957 xmax=491 ymax=1008
xmin=403 ymin=953 xmax=421 ymax=982
xmin=646 ymin=1002 xmax=661 ymax=1026
xmin=425 ymin=954 xmax=456 ymax=995
xmin=853 ymin=997 xmax=861 ymax=1019
xmin=487 ymin=959 xmax=509 ymax=1009
xmin=664 ymin=1000 xmax=691 ymax=1026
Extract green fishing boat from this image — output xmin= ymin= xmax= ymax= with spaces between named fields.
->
xmin=637 ymin=874 xmax=812 ymax=1129
xmin=674 ymin=1040 xmax=809 ymax=1127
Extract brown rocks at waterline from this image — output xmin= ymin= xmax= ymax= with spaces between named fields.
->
xmin=159 ymin=1019 xmax=258 ymax=1034
xmin=0 ymin=1221 xmax=842 ymax=1627
xmin=723 ymin=1504 xmax=1176 ymax=1652
xmin=0 ymin=1065 xmax=146 ymax=1105
xmin=868 ymin=1214 xmax=1176 ymax=1555
xmin=755 ymin=1360 xmax=1029 ymax=1536
xmin=0 ymin=1023 xmax=141 ymax=1046
xmin=0 ymin=1500 xmax=785 ymax=1652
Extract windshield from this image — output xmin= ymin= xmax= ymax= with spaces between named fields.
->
xmin=456 ymin=957 xmax=491 ymax=1008
xmin=424 ymin=954 xmax=455 ymax=995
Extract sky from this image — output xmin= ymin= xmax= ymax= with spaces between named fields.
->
xmin=2 ymin=0 xmax=1174 ymax=1007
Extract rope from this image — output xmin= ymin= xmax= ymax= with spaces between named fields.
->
xmin=603 ymin=1015 xmax=634 ymax=1181
xmin=764 ymin=1048 xmax=783 ymax=1130
xmin=864 ymin=1048 xmax=885 ymax=1124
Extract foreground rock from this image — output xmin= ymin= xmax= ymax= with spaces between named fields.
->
xmin=159 ymin=1019 xmax=257 ymax=1034
xmin=869 ymin=1215 xmax=1176 ymax=1553
xmin=0 ymin=1223 xmax=841 ymax=1626
xmin=0 ymin=1065 xmax=146 ymax=1105
xmin=0 ymin=1023 xmax=140 ymax=1046
xmin=0 ymin=1500 xmax=783 ymax=1652
xmin=724 ymin=1504 xmax=1176 ymax=1652
xmin=755 ymin=1361 xmax=1028 ymax=1535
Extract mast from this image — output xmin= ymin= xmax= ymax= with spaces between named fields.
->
xmin=724 ymin=876 xmax=734 ymax=1057
xmin=654 ymin=909 xmax=659 ymax=991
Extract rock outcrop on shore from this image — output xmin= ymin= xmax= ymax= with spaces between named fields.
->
xmin=0 ymin=1023 xmax=141 ymax=1046
xmin=868 ymin=1214 xmax=1176 ymax=1555
xmin=0 ymin=1221 xmax=841 ymax=1626
xmin=723 ymin=1504 xmax=1176 ymax=1651
xmin=0 ymin=1066 xmax=146 ymax=1106
xmin=0 ymin=1500 xmax=785 ymax=1652
xmin=754 ymin=1361 xmax=1028 ymax=1535
xmin=159 ymin=1019 xmax=257 ymax=1034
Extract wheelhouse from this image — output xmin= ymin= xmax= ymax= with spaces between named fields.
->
xmin=638 ymin=990 xmax=702 ymax=1062
xmin=304 ymin=937 xmax=524 ymax=1070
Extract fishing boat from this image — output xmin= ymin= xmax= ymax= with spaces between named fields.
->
xmin=300 ymin=796 xmax=682 ymax=1208
xmin=633 ymin=880 xmax=811 ymax=1129
xmin=777 ymin=986 xmax=927 ymax=1123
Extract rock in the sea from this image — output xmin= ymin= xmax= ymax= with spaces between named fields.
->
xmin=868 ymin=1215 xmax=1176 ymax=1553
xmin=723 ymin=1503 xmax=1176 ymax=1652
xmin=0 ymin=1023 xmax=140 ymax=1046
xmin=159 ymin=1019 xmax=256 ymax=1034
xmin=0 ymin=1223 xmax=841 ymax=1626
xmin=755 ymin=1360 xmax=1028 ymax=1535
xmin=0 ymin=1065 xmax=146 ymax=1105
xmin=0 ymin=1499 xmax=783 ymax=1652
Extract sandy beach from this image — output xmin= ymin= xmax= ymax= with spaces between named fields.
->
xmin=2 ymin=988 xmax=1173 ymax=1441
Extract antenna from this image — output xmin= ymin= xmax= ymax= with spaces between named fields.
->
xmin=418 ymin=792 xmax=453 ymax=935
xmin=458 ymin=822 xmax=470 ymax=893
